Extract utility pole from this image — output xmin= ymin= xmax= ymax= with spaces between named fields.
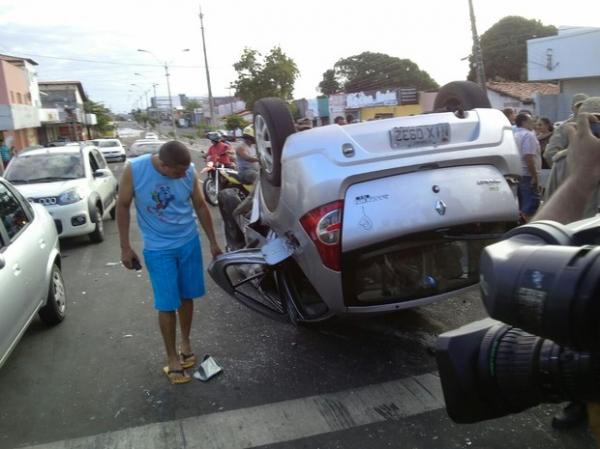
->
xmin=468 ymin=0 xmax=487 ymax=93
xmin=199 ymin=4 xmax=215 ymax=127
xmin=164 ymin=63 xmax=178 ymax=138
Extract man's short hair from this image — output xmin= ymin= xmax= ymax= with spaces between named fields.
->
xmin=515 ymin=112 xmax=532 ymax=128
xmin=334 ymin=116 xmax=345 ymax=125
xmin=502 ymin=107 xmax=514 ymax=118
xmin=159 ymin=140 xmax=191 ymax=167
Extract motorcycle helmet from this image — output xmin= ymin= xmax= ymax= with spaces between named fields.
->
xmin=206 ymin=132 xmax=221 ymax=142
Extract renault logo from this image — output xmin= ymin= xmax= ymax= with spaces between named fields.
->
xmin=435 ymin=200 xmax=447 ymax=216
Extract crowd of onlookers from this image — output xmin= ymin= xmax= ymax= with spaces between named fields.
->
xmin=503 ymin=93 xmax=600 ymax=224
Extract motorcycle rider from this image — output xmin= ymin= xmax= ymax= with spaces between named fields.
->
xmin=234 ymin=126 xmax=260 ymax=184
xmin=206 ymin=132 xmax=234 ymax=168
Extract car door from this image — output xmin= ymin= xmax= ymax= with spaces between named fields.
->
xmin=88 ymin=149 xmax=114 ymax=210
xmin=0 ymin=181 xmax=39 ymax=363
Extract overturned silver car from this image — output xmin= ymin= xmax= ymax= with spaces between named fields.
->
xmin=209 ymin=81 xmax=521 ymax=325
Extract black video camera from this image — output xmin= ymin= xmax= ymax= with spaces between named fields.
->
xmin=436 ymin=217 xmax=600 ymax=423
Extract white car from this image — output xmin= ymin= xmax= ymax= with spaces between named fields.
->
xmin=90 ymin=138 xmax=126 ymax=162
xmin=4 ymin=145 xmax=118 ymax=242
xmin=0 ymin=177 xmax=66 ymax=368
xmin=209 ymin=81 xmax=522 ymax=324
xmin=144 ymin=132 xmax=159 ymax=140
xmin=128 ymin=140 xmax=166 ymax=157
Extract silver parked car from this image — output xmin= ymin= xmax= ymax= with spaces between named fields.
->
xmin=0 ymin=177 xmax=66 ymax=368
xmin=208 ymin=81 xmax=521 ymax=325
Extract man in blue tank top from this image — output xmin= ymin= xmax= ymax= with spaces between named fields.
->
xmin=117 ymin=141 xmax=222 ymax=384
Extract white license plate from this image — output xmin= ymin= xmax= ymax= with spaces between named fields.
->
xmin=389 ymin=123 xmax=450 ymax=149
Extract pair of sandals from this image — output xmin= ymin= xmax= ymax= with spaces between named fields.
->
xmin=163 ymin=352 xmax=196 ymax=385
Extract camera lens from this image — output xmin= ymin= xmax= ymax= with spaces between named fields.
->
xmin=478 ymin=325 xmax=600 ymax=415
xmin=481 ymin=241 xmax=600 ymax=350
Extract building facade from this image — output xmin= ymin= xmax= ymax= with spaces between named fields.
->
xmin=38 ymin=81 xmax=94 ymax=144
xmin=528 ymin=26 xmax=600 ymax=121
xmin=0 ymin=55 xmax=41 ymax=151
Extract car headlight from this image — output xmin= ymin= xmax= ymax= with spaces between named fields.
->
xmin=57 ymin=188 xmax=86 ymax=205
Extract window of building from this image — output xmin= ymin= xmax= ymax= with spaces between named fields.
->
xmin=10 ymin=91 xmax=15 ymax=103
xmin=16 ymin=92 xmax=22 ymax=104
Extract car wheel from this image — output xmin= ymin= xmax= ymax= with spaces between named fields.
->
xmin=109 ymin=204 xmax=117 ymax=220
xmin=38 ymin=264 xmax=66 ymax=326
xmin=203 ymin=176 xmax=219 ymax=206
xmin=89 ymin=206 xmax=105 ymax=243
xmin=433 ymin=81 xmax=491 ymax=111
xmin=254 ymin=98 xmax=296 ymax=212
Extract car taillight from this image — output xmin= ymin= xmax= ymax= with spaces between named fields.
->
xmin=300 ymin=200 xmax=343 ymax=271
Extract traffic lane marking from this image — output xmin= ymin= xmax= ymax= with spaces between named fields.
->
xmin=23 ymin=372 xmax=444 ymax=449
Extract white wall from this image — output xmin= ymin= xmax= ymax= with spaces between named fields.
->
xmin=562 ymin=77 xmax=600 ymax=98
xmin=528 ymin=27 xmax=600 ymax=81
xmin=486 ymin=90 xmax=531 ymax=113
xmin=23 ymin=61 xmax=41 ymax=108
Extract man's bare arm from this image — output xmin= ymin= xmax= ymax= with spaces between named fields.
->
xmin=116 ymin=164 xmax=140 ymax=268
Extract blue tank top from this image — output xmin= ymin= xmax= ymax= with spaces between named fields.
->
xmin=130 ymin=154 xmax=198 ymax=250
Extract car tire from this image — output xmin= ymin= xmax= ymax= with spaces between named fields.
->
xmin=38 ymin=264 xmax=66 ymax=326
xmin=254 ymin=98 xmax=296 ymax=211
xmin=203 ymin=176 xmax=219 ymax=206
xmin=89 ymin=206 xmax=105 ymax=243
xmin=109 ymin=204 xmax=117 ymax=220
xmin=433 ymin=81 xmax=491 ymax=111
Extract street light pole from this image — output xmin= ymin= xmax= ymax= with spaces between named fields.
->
xmin=138 ymin=48 xmax=188 ymax=139
xmin=199 ymin=4 xmax=215 ymax=127
xmin=163 ymin=62 xmax=178 ymax=138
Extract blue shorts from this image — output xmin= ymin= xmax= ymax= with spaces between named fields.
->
xmin=143 ymin=236 xmax=205 ymax=312
xmin=517 ymin=175 xmax=541 ymax=216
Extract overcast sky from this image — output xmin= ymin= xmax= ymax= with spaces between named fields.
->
xmin=0 ymin=0 xmax=596 ymax=112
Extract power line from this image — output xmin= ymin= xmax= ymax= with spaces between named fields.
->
xmin=12 ymin=51 xmax=206 ymax=69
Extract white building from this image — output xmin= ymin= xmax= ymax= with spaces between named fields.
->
xmin=528 ymin=26 xmax=600 ymax=120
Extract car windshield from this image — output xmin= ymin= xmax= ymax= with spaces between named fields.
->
xmin=5 ymin=153 xmax=85 ymax=183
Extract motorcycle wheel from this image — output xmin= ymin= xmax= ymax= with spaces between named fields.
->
xmin=203 ymin=175 xmax=219 ymax=206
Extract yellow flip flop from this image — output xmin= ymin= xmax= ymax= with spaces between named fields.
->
xmin=163 ymin=366 xmax=191 ymax=385
xmin=180 ymin=352 xmax=196 ymax=369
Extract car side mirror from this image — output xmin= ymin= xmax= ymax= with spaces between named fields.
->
xmin=93 ymin=168 xmax=111 ymax=178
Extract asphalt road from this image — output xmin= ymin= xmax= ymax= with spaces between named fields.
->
xmin=0 ymin=124 xmax=595 ymax=449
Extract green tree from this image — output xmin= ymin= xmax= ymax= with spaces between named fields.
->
xmin=320 ymin=52 xmax=438 ymax=94
xmin=318 ymin=69 xmax=340 ymax=95
xmin=469 ymin=16 xmax=557 ymax=81
xmin=232 ymin=46 xmax=299 ymax=109
xmin=184 ymin=99 xmax=201 ymax=113
xmin=84 ymin=100 xmax=114 ymax=134
xmin=223 ymin=114 xmax=250 ymax=132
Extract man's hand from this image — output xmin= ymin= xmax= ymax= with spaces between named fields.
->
xmin=564 ymin=113 xmax=600 ymax=191
xmin=121 ymin=246 xmax=141 ymax=270
xmin=210 ymin=241 xmax=223 ymax=258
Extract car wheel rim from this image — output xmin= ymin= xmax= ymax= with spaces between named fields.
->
xmin=207 ymin=180 xmax=218 ymax=204
xmin=52 ymin=269 xmax=66 ymax=315
xmin=255 ymin=115 xmax=274 ymax=174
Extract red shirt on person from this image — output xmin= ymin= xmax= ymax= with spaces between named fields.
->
xmin=207 ymin=141 xmax=233 ymax=166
